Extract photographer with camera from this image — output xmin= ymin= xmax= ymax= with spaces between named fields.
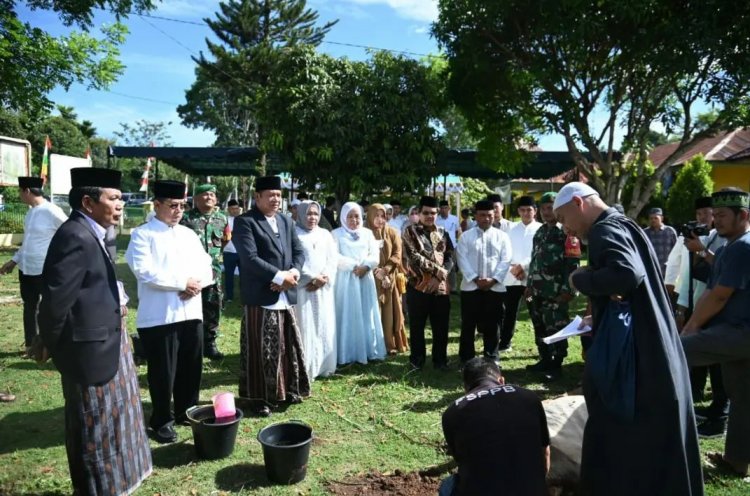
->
xmin=674 ymin=196 xmax=728 ymax=438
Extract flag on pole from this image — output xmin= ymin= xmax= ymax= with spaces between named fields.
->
xmin=139 ymin=158 xmax=152 ymax=192
xmin=40 ymin=136 xmax=51 ymax=184
xmin=184 ymin=174 xmax=189 ymax=199
xmin=85 ymin=147 xmax=92 ymax=167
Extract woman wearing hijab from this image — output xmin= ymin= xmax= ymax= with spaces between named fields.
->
xmin=294 ymin=201 xmax=338 ymax=379
xmin=366 ymin=204 xmax=409 ymax=355
xmin=402 ymin=206 xmax=420 ymax=233
xmin=332 ymin=202 xmax=387 ymax=364
xmin=294 ymin=201 xmax=338 ymax=380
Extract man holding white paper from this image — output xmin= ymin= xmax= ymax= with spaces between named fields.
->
xmin=554 ymin=182 xmax=702 ymax=496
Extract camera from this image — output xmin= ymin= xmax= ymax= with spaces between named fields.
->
xmin=678 ymin=221 xmax=710 ymax=238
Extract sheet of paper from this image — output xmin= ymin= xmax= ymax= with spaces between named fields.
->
xmin=542 ymin=315 xmax=592 ymax=344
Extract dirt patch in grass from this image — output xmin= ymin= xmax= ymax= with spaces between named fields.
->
xmin=325 ymin=469 xmax=442 ymax=495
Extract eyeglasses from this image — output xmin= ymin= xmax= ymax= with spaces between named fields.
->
xmin=160 ymin=203 xmax=186 ymax=211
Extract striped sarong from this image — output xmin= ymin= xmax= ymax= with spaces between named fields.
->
xmin=61 ymin=325 xmax=152 ymax=495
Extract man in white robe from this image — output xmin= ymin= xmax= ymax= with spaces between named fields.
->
xmin=125 ymin=180 xmax=213 ymax=444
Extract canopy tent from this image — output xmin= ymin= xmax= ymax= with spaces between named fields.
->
xmin=107 ymin=146 xmax=284 ymax=176
xmin=107 ymin=145 xmax=600 ymax=184
xmin=434 ymin=149 xmax=591 ymax=180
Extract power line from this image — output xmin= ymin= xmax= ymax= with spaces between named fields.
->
xmin=106 ymin=90 xmax=181 ymax=106
xmin=138 ymin=13 xmax=434 ymax=58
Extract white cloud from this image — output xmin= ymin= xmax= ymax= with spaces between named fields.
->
xmin=342 ymin=0 xmax=438 ymax=22
xmin=413 ymin=25 xmax=429 ymax=35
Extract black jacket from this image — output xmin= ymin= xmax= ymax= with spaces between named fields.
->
xmin=39 ymin=211 xmax=121 ymax=385
xmin=232 ymin=208 xmax=304 ymax=307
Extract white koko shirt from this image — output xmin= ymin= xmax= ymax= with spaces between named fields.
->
xmin=456 ymin=225 xmax=512 ymax=292
xmin=125 ymin=217 xmax=214 ymax=329
xmin=12 ymin=200 xmax=68 ymax=275
xmin=502 ymin=220 xmax=542 ymax=287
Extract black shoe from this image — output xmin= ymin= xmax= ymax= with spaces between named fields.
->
xmin=150 ymin=425 xmax=178 ymax=444
xmin=543 ymin=368 xmax=563 ymax=383
xmin=694 ymin=404 xmax=729 ymax=422
xmin=526 ymin=359 xmax=550 ymax=372
xmin=434 ymin=362 xmax=451 ymax=371
xmin=204 ymin=344 xmax=225 ymax=360
xmin=286 ymin=393 xmax=303 ymax=404
xmin=498 ymin=344 xmax=512 ymax=353
xmin=698 ymin=418 xmax=727 ymax=439
xmin=174 ymin=415 xmax=190 ymax=427
xmin=409 ymin=360 xmax=424 ymax=371
xmin=252 ymin=405 xmax=272 ymax=417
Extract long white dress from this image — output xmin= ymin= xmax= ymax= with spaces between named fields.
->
xmin=332 ymin=227 xmax=386 ymax=364
xmin=294 ymin=226 xmax=338 ymax=379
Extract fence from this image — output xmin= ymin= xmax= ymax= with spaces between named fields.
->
xmin=0 ymin=203 xmax=27 ymax=233
xmin=0 ymin=203 xmax=146 ymax=233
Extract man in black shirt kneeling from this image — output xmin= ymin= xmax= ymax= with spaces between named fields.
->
xmin=441 ymin=358 xmax=550 ymax=495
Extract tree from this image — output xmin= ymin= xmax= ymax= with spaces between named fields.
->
xmin=111 ymin=120 xmax=181 ymax=191
xmin=178 ymin=0 xmax=337 ymax=167
xmin=666 ymin=154 xmax=714 ymax=226
xmin=261 ymin=48 xmax=443 ymax=203
xmin=433 ymin=0 xmax=750 ymax=216
xmin=0 ymin=107 xmax=30 ymax=140
xmin=1 ymin=0 xmax=154 ymax=116
xmin=113 ymin=119 xmax=172 ymax=147
xmin=30 ymin=117 xmax=88 ymax=173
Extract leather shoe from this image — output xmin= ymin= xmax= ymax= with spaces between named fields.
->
xmin=151 ymin=425 xmax=178 ymax=444
xmin=526 ymin=359 xmax=550 ymax=372
xmin=543 ymin=368 xmax=563 ymax=383
xmin=204 ymin=344 xmax=225 ymax=360
xmin=286 ymin=393 xmax=303 ymax=404
xmin=252 ymin=405 xmax=272 ymax=417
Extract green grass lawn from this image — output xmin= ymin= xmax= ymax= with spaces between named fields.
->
xmin=0 ymin=240 xmax=747 ymax=495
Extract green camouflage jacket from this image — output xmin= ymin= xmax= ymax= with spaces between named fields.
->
xmin=527 ymin=223 xmax=579 ymax=299
xmin=181 ymin=208 xmax=228 ymax=281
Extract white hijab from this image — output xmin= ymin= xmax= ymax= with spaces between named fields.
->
xmin=340 ymin=201 xmax=363 ymax=238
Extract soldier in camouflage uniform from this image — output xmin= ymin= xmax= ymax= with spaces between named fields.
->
xmin=524 ymin=192 xmax=579 ymax=381
xmin=181 ymin=184 xmax=229 ymax=360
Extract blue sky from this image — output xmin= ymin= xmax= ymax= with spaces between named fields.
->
xmin=20 ymin=0 xmax=573 ymax=150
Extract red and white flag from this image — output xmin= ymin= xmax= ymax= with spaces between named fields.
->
xmin=139 ymin=158 xmax=152 ymax=192
xmin=184 ymin=174 xmax=189 ymax=199
xmin=85 ymin=147 xmax=92 ymax=167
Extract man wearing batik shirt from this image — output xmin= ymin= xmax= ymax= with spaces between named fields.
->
xmin=644 ymin=207 xmax=677 ymax=276
xmin=402 ymin=195 xmax=454 ymax=371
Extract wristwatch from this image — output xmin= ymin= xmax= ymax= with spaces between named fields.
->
xmin=675 ymin=309 xmax=685 ymax=317
xmin=698 ymin=250 xmax=707 ymax=258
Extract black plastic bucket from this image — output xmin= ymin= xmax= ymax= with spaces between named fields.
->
xmin=186 ymin=405 xmax=243 ymax=460
xmin=257 ymin=420 xmax=313 ymax=484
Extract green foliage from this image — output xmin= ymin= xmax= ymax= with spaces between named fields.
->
xmin=110 ymin=120 xmax=184 ymax=192
xmin=178 ymin=0 xmax=337 ymax=152
xmin=261 ymin=48 xmax=443 ymax=202
xmin=459 ymin=177 xmax=492 ymax=207
xmin=30 ymin=116 xmax=88 ymax=172
xmin=666 ymin=154 xmax=714 ymax=225
xmin=433 ymin=0 xmax=750 ymax=216
xmin=0 ymin=107 xmax=30 ymax=140
xmin=0 ymin=3 xmax=135 ymax=115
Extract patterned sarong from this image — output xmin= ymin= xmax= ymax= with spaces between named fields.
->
xmin=61 ymin=325 xmax=152 ymax=495
xmin=239 ymin=306 xmax=311 ymax=404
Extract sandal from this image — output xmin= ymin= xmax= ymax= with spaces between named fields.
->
xmin=705 ymin=451 xmax=749 ymax=476
xmin=0 ymin=393 xmax=15 ymax=402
